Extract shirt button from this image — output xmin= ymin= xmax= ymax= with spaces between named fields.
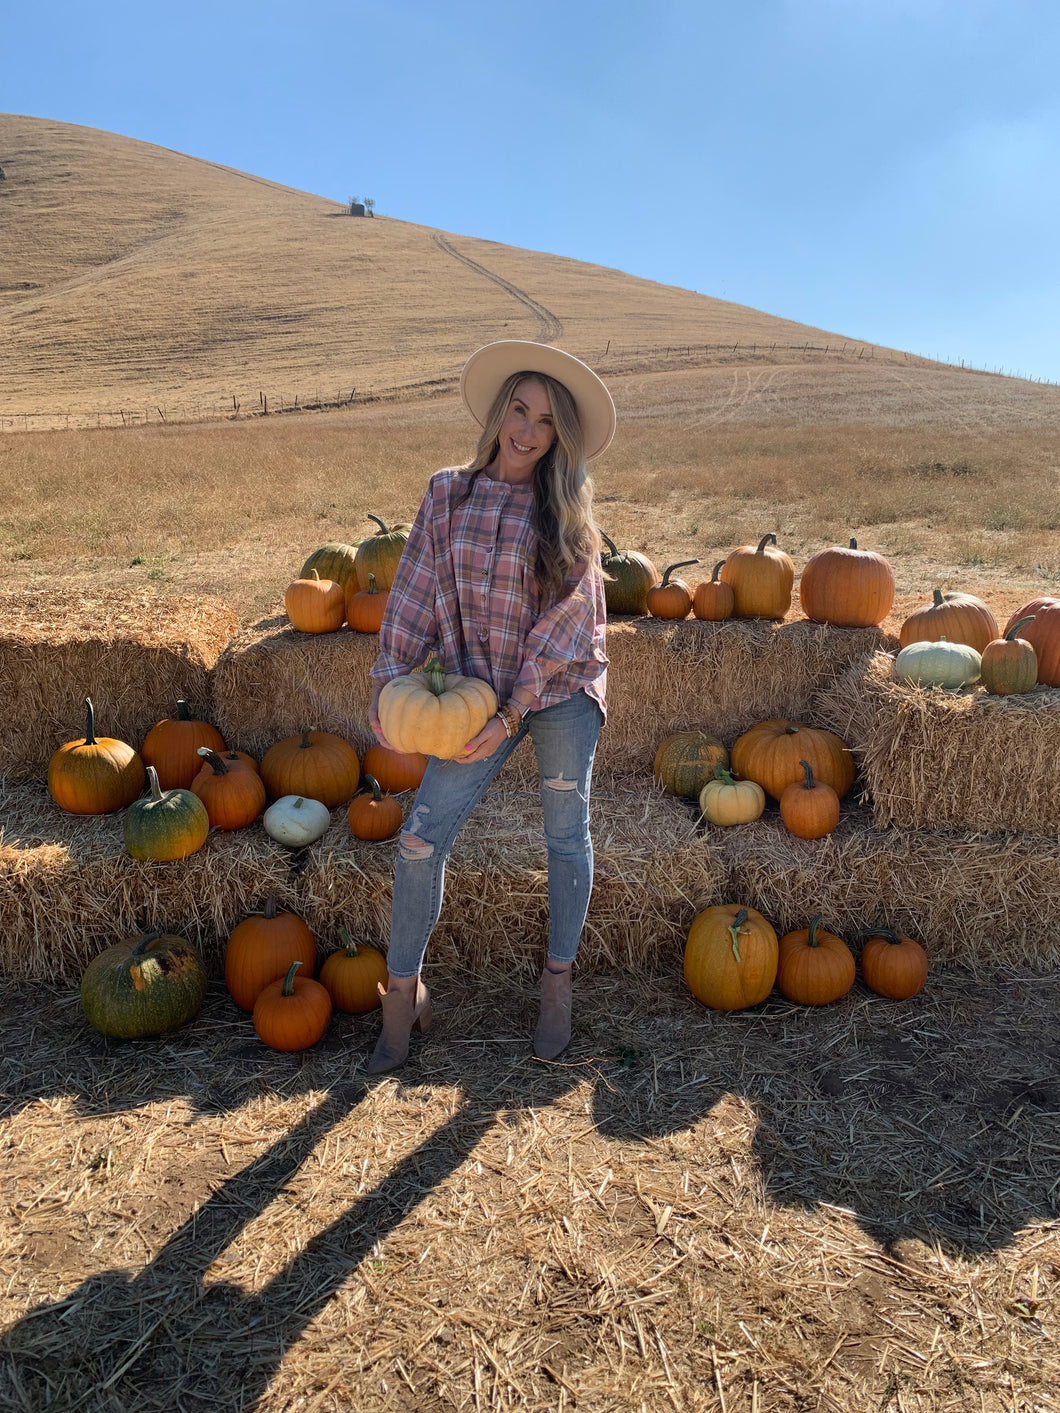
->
xmin=478 ymin=625 xmax=489 ymax=642
xmin=481 ymin=568 xmax=489 ymax=577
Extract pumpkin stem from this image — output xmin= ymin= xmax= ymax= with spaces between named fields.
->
xmin=712 ymin=765 xmax=737 ymax=784
xmin=263 ymin=893 xmax=279 ymax=921
xmin=129 ymin=930 xmax=162 ymax=959
xmin=932 ymin=587 xmax=944 ymax=607
xmin=83 ymin=697 xmax=98 ymax=746
xmin=660 ymin=559 xmax=699 ymax=587
xmin=728 ymin=908 xmax=749 ymax=963
xmin=367 ymin=513 xmax=389 ymax=535
xmin=145 ymin=766 xmax=165 ymax=803
xmin=197 ymin=746 xmax=228 ymax=775
xmin=710 ymin=560 xmax=726 ymax=583
xmin=799 ymin=759 xmax=816 ymax=789
xmin=756 ymin=533 xmax=778 ymax=554
xmin=299 ymin=729 xmax=315 ymax=749
xmin=423 ymin=655 xmax=447 ymax=696
xmin=361 ymin=773 xmax=384 ymax=803
xmin=366 ymin=573 xmax=379 ymax=596
xmin=1005 ymin=615 xmax=1036 ymax=641
xmin=807 ymin=913 xmax=824 ymax=947
xmin=600 ymin=530 xmax=619 ymax=559
xmin=784 ymin=725 xmax=799 ymax=736
xmin=309 ymin=569 xmax=321 ymax=581
xmin=281 ymin=959 xmax=302 ymax=996
xmin=858 ymin=925 xmax=904 ymax=946
xmin=338 ymin=925 xmax=360 ymax=956
xmin=176 ymin=700 xmax=191 ymax=721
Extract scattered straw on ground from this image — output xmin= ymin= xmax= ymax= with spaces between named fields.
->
xmin=0 ymin=587 xmax=238 ymax=781
xmin=815 ymin=651 xmax=1060 ymax=834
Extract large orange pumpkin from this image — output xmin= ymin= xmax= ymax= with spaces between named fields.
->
xmin=361 ymin=743 xmax=428 ymax=794
xmin=731 ymin=720 xmax=855 ymax=801
xmin=1004 ymin=597 xmax=1060 ymax=686
xmin=260 ymin=729 xmax=361 ymax=807
xmin=190 ymin=747 xmax=267 ymax=830
xmin=720 ymin=534 xmax=795 ymax=619
xmin=225 ymin=894 xmax=317 ymax=1011
xmin=141 ymin=701 xmax=225 ymax=791
xmin=684 ymin=904 xmax=778 ymax=1011
xmin=899 ymin=588 xmax=998 ymax=654
xmin=776 ymin=916 xmax=855 ymax=1006
xmin=798 ymin=537 xmax=895 ymax=628
xmin=47 ymin=698 xmax=145 ymax=815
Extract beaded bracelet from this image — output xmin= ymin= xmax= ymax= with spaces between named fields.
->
xmin=496 ymin=705 xmax=520 ymax=739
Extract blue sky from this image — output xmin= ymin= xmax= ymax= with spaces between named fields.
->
xmin=6 ymin=0 xmax=1059 ymax=382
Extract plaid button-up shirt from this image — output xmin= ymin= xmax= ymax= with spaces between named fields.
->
xmin=371 ymin=468 xmax=608 ymax=715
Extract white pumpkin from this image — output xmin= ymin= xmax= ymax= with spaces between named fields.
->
xmin=263 ymin=794 xmax=331 ymax=847
xmin=893 ymin=636 xmax=982 ymax=689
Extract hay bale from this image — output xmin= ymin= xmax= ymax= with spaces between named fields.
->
xmin=814 ymin=652 xmax=1060 ymax=834
xmin=0 ymin=588 xmax=238 ymax=782
xmin=708 ymin=806 xmax=1060 ymax=970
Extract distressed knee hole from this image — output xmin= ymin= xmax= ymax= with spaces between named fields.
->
xmin=399 ymin=831 xmax=434 ymax=861
xmin=544 ymin=774 xmax=578 ymax=791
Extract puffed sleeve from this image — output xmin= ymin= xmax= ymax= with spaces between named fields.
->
xmin=370 ymin=485 xmax=440 ymax=686
xmin=511 ymin=557 xmax=607 ymax=702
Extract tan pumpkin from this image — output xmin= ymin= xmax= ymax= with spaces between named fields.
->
xmin=260 ymin=729 xmax=361 ymax=807
xmin=692 ymin=561 xmax=735 ymax=621
xmin=377 ymin=657 xmax=497 ymax=759
xmin=731 ymin=719 xmax=855 ymax=801
xmin=684 ymin=904 xmax=778 ymax=1011
xmin=899 ymin=588 xmax=998 ymax=654
xmin=720 ymin=533 xmax=795 ymax=619
xmin=285 ymin=569 xmax=346 ymax=634
xmin=698 ymin=768 xmax=765 ymax=826
xmin=646 ymin=560 xmax=699 ymax=620
xmin=352 ymin=514 xmax=409 ymax=591
xmin=798 ymin=537 xmax=895 ymax=627
xmin=653 ymin=732 xmax=729 ymax=798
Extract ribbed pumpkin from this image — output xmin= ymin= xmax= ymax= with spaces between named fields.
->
xmin=692 ymin=561 xmax=735 ymax=621
xmin=352 ymin=514 xmax=409 ymax=591
xmin=778 ymin=760 xmax=840 ymax=840
xmin=362 ymin=743 xmax=428 ymax=794
xmin=81 ymin=930 xmax=208 ymax=1039
xmin=893 ymin=637 xmax=981 ymax=689
xmin=899 ymin=588 xmax=998 ymax=654
xmin=858 ymin=927 xmax=928 ymax=1000
xmin=260 ymin=729 xmax=361 ymax=807
xmin=684 ymin=904 xmax=778 ymax=1011
xmin=378 ymin=657 xmax=497 ymax=759
xmin=348 ymin=774 xmax=403 ymax=841
xmin=190 ymin=747 xmax=267 ymax=830
xmin=253 ymin=960 xmax=332 ymax=1052
xmin=123 ymin=767 xmax=210 ymax=861
xmin=141 ymin=701 xmax=225 ymax=791
xmin=653 ymin=731 xmax=729 ymax=798
xmin=646 ymin=560 xmax=699 ymax=619
xmin=731 ymin=720 xmax=855 ymax=801
xmin=299 ymin=541 xmax=363 ymax=591
xmin=798 ymin=537 xmax=895 ymax=627
xmin=720 ymin=534 xmax=795 ymax=619
xmin=776 ymin=915 xmax=855 ymax=1006
xmin=319 ymin=930 xmax=389 ymax=1013
xmin=345 ymin=572 xmax=389 ymax=633
xmin=1004 ymin=598 xmax=1060 ymax=686
xmin=47 ymin=698 xmax=145 ymax=815
xmin=599 ymin=531 xmax=657 ymax=615
xmin=285 ymin=569 xmax=346 ymax=634
xmin=225 ymin=894 xmax=317 ymax=1011
xmin=698 ymin=768 xmax=766 ymax=826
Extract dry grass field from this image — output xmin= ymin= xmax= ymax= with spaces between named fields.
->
xmin=2 ymin=114 xmax=1060 ymax=1412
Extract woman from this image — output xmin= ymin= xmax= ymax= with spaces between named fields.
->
xmin=366 ymin=341 xmax=615 ymax=1073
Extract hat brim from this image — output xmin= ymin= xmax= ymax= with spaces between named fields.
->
xmin=459 ymin=341 xmax=616 ymax=461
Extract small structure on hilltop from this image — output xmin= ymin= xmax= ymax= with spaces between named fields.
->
xmin=347 ymin=195 xmax=375 ymax=217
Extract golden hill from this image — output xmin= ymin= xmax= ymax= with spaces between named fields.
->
xmin=2 ymin=112 xmax=901 ymax=420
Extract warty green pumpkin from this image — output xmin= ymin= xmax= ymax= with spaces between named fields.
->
xmin=81 ymin=930 xmax=207 ymax=1039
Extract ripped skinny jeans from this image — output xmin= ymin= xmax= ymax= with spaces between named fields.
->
xmin=385 ymin=689 xmax=603 ymax=978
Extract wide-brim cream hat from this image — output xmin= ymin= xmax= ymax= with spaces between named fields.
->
xmin=460 ymin=341 xmax=616 ymax=460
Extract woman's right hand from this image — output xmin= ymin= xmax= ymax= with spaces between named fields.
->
xmin=368 ymin=684 xmax=394 ymax=750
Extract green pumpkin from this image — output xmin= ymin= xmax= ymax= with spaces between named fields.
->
xmin=653 ymin=731 xmax=730 ymax=798
xmin=298 ymin=541 xmax=363 ymax=591
xmin=352 ymin=515 xmax=409 ymax=591
xmin=124 ymin=766 xmax=210 ymax=860
xmin=893 ymin=636 xmax=981 ymax=689
xmin=81 ymin=931 xmax=207 ymax=1039
xmin=600 ymin=531 xmax=658 ymax=616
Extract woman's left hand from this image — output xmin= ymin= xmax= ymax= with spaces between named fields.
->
xmin=455 ymin=716 xmax=510 ymax=765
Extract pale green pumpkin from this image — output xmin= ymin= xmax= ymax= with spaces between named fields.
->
xmin=893 ymin=636 xmax=981 ymax=689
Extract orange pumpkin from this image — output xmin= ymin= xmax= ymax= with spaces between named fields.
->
xmin=285 ymin=569 xmax=346 ymax=634
xmin=345 ymin=572 xmax=389 ymax=633
xmin=798 ymin=537 xmax=895 ymax=628
xmin=776 ymin=916 xmax=855 ymax=1005
xmin=260 ymin=729 xmax=361 ymax=807
xmin=253 ymin=960 xmax=332 ymax=1051
xmin=1004 ymin=597 xmax=1060 ymax=686
xmin=692 ymin=561 xmax=735 ymax=621
xmin=684 ymin=904 xmax=778 ymax=1011
xmin=47 ymin=698 xmax=145 ymax=815
xmin=190 ymin=746 xmax=267 ymax=830
xmin=348 ymin=774 xmax=403 ymax=841
xmin=225 ymin=894 xmax=317 ymax=1011
xmin=899 ymin=588 xmax=998 ymax=654
xmin=646 ymin=560 xmax=699 ymax=620
xmin=859 ymin=927 xmax=928 ymax=1000
xmin=319 ymin=930 xmax=389 ymax=1013
xmin=731 ymin=720 xmax=855 ymax=801
xmin=362 ymin=743 xmax=428 ymax=794
xmin=141 ymin=700 xmax=225 ymax=791
xmin=720 ymin=533 xmax=795 ymax=619
xmin=778 ymin=760 xmax=840 ymax=839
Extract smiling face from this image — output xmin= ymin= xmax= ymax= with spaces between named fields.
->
xmin=492 ymin=377 xmax=557 ymax=483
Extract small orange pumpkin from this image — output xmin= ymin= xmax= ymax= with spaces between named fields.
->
xmin=225 ymin=894 xmax=317 ymax=1011
xmin=253 ymin=960 xmax=333 ymax=1051
xmin=776 ymin=915 xmax=855 ymax=1005
xmin=319 ymin=929 xmax=389 ymax=1013
xmin=858 ymin=927 xmax=928 ymax=1000
xmin=141 ymin=700 xmax=226 ymax=791
xmin=692 ymin=561 xmax=735 ymax=621
xmin=47 ymin=698 xmax=146 ymax=815
xmin=345 ymin=572 xmax=389 ymax=633
xmin=348 ymin=774 xmax=403 ymax=841
xmin=190 ymin=747 xmax=267 ymax=830
xmin=720 ymin=533 xmax=795 ymax=619
xmin=285 ymin=569 xmax=346 ymax=634
xmin=646 ymin=560 xmax=699 ymax=619
xmin=361 ymin=743 xmax=428 ymax=794
xmin=779 ymin=759 xmax=840 ymax=839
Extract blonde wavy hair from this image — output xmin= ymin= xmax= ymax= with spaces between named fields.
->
xmin=460 ymin=371 xmax=603 ymax=603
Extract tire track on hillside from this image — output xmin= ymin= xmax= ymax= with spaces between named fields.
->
xmin=431 ymin=233 xmax=563 ymax=342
